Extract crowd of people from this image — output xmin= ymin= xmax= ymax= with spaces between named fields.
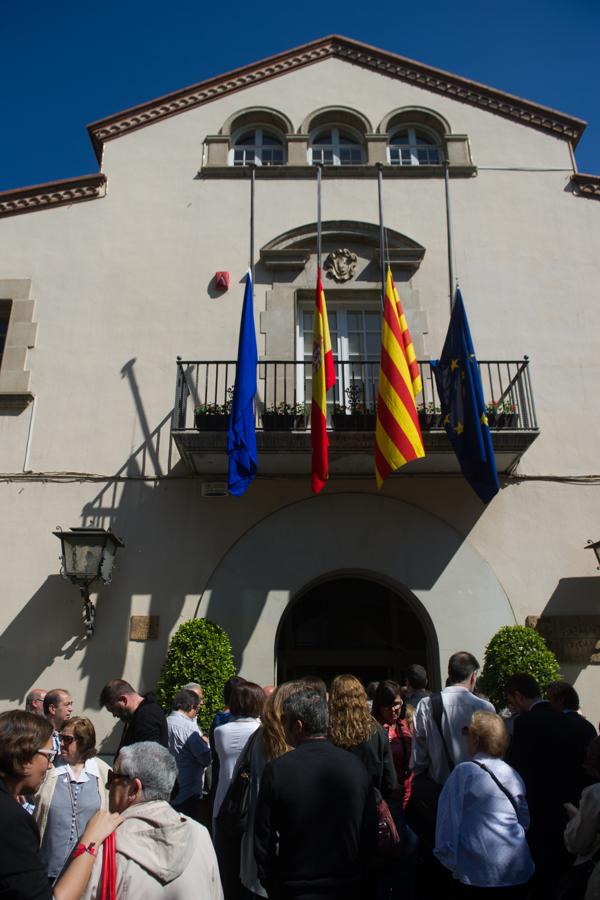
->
xmin=1 ymin=654 xmax=598 ymax=900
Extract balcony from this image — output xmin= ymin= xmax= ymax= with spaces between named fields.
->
xmin=172 ymin=358 xmax=539 ymax=477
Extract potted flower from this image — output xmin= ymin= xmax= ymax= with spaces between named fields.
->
xmin=417 ymin=402 xmax=442 ymax=431
xmin=486 ymin=399 xmax=518 ymax=429
xmin=261 ymin=401 xmax=306 ymax=431
xmin=332 ymin=383 xmax=376 ymax=431
xmin=194 ymin=388 xmax=233 ymax=431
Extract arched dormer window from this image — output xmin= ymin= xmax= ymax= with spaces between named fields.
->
xmin=388 ymin=127 xmax=441 ymax=166
xmin=310 ymin=128 xmax=364 ymax=166
xmin=230 ymin=128 xmax=286 ymax=166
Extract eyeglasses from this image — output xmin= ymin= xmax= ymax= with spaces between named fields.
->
xmin=59 ymin=734 xmax=75 ymax=746
xmin=106 ymin=770 xmax=132 ymax=787
xmin=35 ymin=749 xmax=58 ymax=763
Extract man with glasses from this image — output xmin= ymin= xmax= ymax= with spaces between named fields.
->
xmin=81 ymin=742 xmax=223 ymax=899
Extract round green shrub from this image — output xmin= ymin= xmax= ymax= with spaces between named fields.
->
xmin=156 ymin=618 xmax=236 ymax=733
xmin=479 ymin=624 xmax=561 ymax=710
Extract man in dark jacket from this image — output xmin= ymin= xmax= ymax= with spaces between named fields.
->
xmin=505 ymin=673 xmax=575 ymax=900
xmin=254 ymin=689 xmax=378 ymax=900
xmin=100 ymin=679 xmax=168 ymax=756
xmin=546 ymin=680 xmax=597 ymax=801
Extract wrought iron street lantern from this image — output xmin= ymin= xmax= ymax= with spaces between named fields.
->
xmin=585 ymin=539 xmax=600 ymax=570
xmin=53 ymin=527 xmax=125 ymax=637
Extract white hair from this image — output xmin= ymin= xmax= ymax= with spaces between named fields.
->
xmin=118 ymin=742 xmax=176 ymax=802
xmin=183 ymin=682 xmax=202 ymax=693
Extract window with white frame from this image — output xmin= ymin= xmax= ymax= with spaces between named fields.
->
xmin=230 ymin=128 xmax=285 ymax=166
xmin=309 ymin=128 xmax=364 ymax=166
xmin=298 ymin=303 xmax=381 ymax=412
xmin=388 ymin=127 xmax=441 ymax=166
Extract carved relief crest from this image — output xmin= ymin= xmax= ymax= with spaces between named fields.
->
xmin=323 ymin=248 xmax=358 ymax=282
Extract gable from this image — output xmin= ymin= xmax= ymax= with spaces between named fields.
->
xmin=87 ymin=35 xmax=585 ymax=162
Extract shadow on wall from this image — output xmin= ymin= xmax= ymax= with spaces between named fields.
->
xmin=537 ymin=576 xmax=600 ymax=685
xmin=74 ymin=358 xmax=209 ymax=713
xmin=0 ymin=575 xmax=87 ymax=703
xmin=202 ymin=489 xmax=491 ymax=672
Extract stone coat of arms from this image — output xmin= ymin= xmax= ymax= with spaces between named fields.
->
xmin=323 ymin=249 xmax=358 ymax=282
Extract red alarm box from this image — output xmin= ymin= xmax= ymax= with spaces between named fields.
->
xmin=215 ymin=271 xmax=230 ymax=291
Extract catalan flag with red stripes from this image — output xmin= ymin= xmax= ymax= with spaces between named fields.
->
xmin=375 ymin=268 xmax=425 ymax=487
xmin=311 ymin=270 xmax=336 ymax=493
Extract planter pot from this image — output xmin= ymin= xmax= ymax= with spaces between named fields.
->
xmin=418 ymin=412 xmax=443 ymax=431
xmin=261 ymin=414 xmax=305 ymax=431
xmin=194 ymin=413 xmax=229 ymax=431
xmin=332 ymin=413 xmax=376 ymax=431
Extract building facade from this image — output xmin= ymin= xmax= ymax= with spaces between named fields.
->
xmin=1 ymin=36 xmax=599 ymax=751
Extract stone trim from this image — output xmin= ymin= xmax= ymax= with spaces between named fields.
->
xmin=571 ymin=173 xmax=600 ymax=199
xmin=200 ymin=163 xmax=477 ymax=179
xmin=87 ymin=35 xmax=586 ymax=161
xmin=260 ymin=220 xmax=426 ymax=274
xmin=0 ymin=174 xmax=106 ymax=219
xmin=300 ymin=105 xmax=373 ymax=135
xmin=0 ymin=279 xmax=36 ymax=409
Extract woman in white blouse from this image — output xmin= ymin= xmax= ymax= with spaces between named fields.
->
xmin=434 ymin=710 xmax=534 ymax=898
xmin=33 ymin=717 xmax=110 ymax=883
xmin=212 ymin=681 xmax=264 ymax=899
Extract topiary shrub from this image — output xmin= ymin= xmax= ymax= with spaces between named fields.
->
xmin=156 ymin=618 xmax=236 ymax=733
xmin=479 ymin=624 xmax=561 ymax=710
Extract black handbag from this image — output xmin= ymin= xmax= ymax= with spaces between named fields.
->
xmin=216 ymin=729 xmax=259 ymax=838
xmin=556 ymin=849 xmax=600 ymax=900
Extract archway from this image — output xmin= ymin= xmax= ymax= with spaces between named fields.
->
xmin=276 ymin=575 xmax=432 ymax=686
xmin=202 ymin=493 xmax=516 ymax=688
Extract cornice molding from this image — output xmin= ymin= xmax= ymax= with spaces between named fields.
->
xmin=0 ymin=174 xmax=106 ymax=218
xmin=87 ymin=36 xmax=586 ymax=163
xmin=571 ymin=173 xmax=600 ymax=199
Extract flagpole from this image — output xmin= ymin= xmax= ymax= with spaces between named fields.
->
xmin=376 ymin=163 xmax=386 ymax=312
xmin=443 ymin=158 xmax=455 ymax=312
xmin=316 ymin=164 xmax=322 ymax=270
xmin=249 ymin=163 xmax=256 ymax=284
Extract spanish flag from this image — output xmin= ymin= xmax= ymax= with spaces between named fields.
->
xmin=311 ymin=270 xmax=336 ymax=493
xmin=375 ymin=268 xmax=425 ymax=488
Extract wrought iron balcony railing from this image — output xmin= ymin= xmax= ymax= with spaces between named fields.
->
xmin=173 ymin=357 xmax=538 ymax=433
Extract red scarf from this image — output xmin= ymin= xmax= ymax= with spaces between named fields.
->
xmin=98 ymin=833 xmax=117 ymax=900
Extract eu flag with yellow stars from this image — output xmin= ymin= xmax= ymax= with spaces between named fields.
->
xmin=431 ymin=289 xmax=499 ymax=504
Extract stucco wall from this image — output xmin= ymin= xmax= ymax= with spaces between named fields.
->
xmin=0 ymin=54 xmax=599 ymax=746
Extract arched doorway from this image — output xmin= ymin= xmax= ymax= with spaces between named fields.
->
xmin=276 ymin=575 xmax=431 ymax=686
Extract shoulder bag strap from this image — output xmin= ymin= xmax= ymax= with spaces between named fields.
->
xmin=431 ymin=692 xmax=454 ymax=772
xmin=471 ymin=760 xmax=519 ymax=816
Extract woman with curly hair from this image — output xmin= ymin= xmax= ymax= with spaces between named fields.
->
xmin=240 ymin=681 xmax=302 ymax=899
xmin=328 ymin=674 xmax=397 ymax=802
xmin=331 ymin=676 xmax=419 ymax=900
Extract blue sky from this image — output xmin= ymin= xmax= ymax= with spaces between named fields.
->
xmin=1 ymin=0 xmax=598 ymax=191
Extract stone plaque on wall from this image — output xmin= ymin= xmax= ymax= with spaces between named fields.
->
xmin=129 ymin=616 xmax=159 ymax=642
xmin=526 ymin=615 xmax=600 ymax=664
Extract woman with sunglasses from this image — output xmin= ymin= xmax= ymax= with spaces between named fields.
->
xmin=0 ymin=709 xmax=120 ymax=900
xmin=33 ymin=716 xmax=111 ymax=884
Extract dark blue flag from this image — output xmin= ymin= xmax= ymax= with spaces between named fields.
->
xmin=227 ymin=271 xmax=258 ymax=496
xmin=431 ymin=289 xmax=499 ymax=504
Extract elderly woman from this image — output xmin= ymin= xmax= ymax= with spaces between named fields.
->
xmin=33 ymin=716 xmax=111 ymax=883
xmin=563 ymin=736 xmax=600 ymax=900
xmin=0 ymin=709 xmax=119 ymax=900
xmin=434 ymin=710 xmax=534 ymax=898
